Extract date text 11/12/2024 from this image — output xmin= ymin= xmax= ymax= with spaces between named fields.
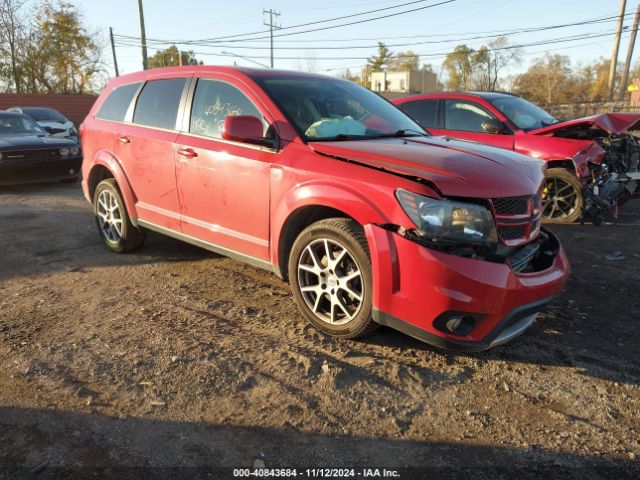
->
xmin=233 ymin=468 xmax=401 ymax=478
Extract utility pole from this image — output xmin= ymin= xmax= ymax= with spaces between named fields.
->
xmin=619 ymin=4 xmax=640 ymax=101
xmin=263 ymin=8 xmax=281 ymax=68
xmin=608 ymin=0 xmax=628 ymax=100
xmin=137 ymin=0 xmax=149 ymax=70
xmin=109 ymin=27 xmax=119 ymax=77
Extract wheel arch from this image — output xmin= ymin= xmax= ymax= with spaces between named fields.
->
xmin=545 ymin=159 xmax=577 ymax=175
xmin=87 ymin=151 xmax=139 ymax=225
xmin=272 ymin=183 xmax=390 ymax=280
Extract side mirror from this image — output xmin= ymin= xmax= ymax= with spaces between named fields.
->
xmin=222 ymin=115 xmax=274 ymax=147
xmin=481 ymin=118 xmax=504 ymax=134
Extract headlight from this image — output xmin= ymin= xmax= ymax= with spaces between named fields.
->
xmin=59 ymin=148 xmax=70 ymax=156
xmin=70 ymin=146 xmax=80 ymax=156
xmin=396 ymin=188 xmax=498 ymax=245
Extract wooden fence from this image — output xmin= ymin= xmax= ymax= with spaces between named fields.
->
xmin=0 ymin=93 xmax=97 ymax=126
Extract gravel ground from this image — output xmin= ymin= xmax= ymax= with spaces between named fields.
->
xmin=0 ymin=182 xmax=639 ymax=479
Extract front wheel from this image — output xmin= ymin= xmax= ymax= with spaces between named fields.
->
xmin=93 ymin=178 xmax=146 ymax=253
xmin=288 ymin=218 xmax=377 ymax=339
xmin=542 ymin=168 xmax=583 ymax=224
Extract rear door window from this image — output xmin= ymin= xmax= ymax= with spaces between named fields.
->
xmin=398 ymin=100 xmax=438 ymax=129
xmin=189 ymin=79 xmax=262 ymax=139
xmin=96 ymin=83 xmax=141 ymax=122
xmin=133 ymin=78 xmax=187 ymax=130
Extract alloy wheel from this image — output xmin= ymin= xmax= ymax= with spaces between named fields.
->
xmin=542 ymin=177 xmax=579 ymax=220
xmin=96 ymin=189 xmax=123 ymax=243
xmin=297 ymin=238 xmax=364 ymax=325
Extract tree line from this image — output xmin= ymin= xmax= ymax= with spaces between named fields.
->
xmin=0 ymin=0 xmax=107 ymax=95
xmin=348 ymin=37 xmax=639 ymax=104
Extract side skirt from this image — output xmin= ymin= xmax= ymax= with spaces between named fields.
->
xmin=137 ymin=219 xmax=280 ymax=276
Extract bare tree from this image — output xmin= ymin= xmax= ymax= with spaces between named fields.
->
xmin=0 ymin=0 xmax=27 ymax=93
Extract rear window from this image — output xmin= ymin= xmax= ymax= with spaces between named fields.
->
xmin=96 ymin=83 xmax=141 ymax=122
xmin=398 ymin=100 xmax=438 ymax=129
xmin=133 ymin=78 xmax=186 ymax=130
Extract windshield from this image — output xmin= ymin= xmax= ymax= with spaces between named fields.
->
xmin=254 ymin=76 xmax=427 ymax=141
xmin=0 ymin=114 xmax=46 ymax=135
xmin=489 ymin=96 xmax=558 ymax=131
xmin=21 ymin=108 xmax=67 ymax=123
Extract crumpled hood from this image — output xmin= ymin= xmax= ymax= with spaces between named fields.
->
xmin=309 ymin=136 xmax=545 ymax=198
xmin=529 ymin=113 xmax=640 ymax=135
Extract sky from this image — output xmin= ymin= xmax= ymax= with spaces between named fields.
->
xmin=74 ymin=0 xmax=636 ymax=80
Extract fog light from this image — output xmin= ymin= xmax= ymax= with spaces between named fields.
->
xmin=445 ymin=315 xmax=474 ymax=336
xmin=69 ymin=169 xmax=75 ymax=175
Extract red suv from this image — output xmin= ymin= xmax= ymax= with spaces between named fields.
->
xmin=81 ymin=67 xmax=569 ymax=351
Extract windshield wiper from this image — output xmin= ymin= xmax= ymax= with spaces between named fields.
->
xmin=371 ymin=129 xmax=430 ymax=138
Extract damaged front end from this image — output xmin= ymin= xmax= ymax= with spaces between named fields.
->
xmin=583 ymin=133 xmax=640 ymax=224
xmin=392 ymin=189 xmax=557 ymax=274
xmin=534 ymin=113 xmax=640 ymax=224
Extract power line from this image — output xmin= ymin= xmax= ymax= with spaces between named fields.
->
xmin=114 ymin=13 xmax=633 ymax=51
xmin=113 ymin=29 xmax=629 ymax=62
xmin=113 ymin=12 xmax=633 ymax=50
xmin=116 ymin=0 xmax=457 ymax=46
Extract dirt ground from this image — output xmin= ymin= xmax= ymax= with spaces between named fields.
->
xmin=0 ymin=182 xmax=639 ymax=479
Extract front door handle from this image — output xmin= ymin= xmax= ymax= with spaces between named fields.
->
xmin=118 ymin=136 xmax=130 ymax=144
xmin=177 ymin=147 xmax=198 ymax=158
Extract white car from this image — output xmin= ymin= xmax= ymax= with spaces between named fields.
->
xmin=7 ymin=107 xmax=78 ymax=143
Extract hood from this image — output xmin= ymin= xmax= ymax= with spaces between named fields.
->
xmin=529 ymin=113 xmax=640 ymax=136
xmin=37 ymin=120 xmax=73 ymax=129
xmin=309 ymin=136 xmax=545 ymax=198
xmin=0 ymin=134 xmax=78 ymax=149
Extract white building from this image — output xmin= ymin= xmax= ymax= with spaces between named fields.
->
xmin=370 ymin=70 xmax=437 ymax=94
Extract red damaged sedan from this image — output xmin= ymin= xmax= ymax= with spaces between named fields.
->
xmin=393 ymin=92 xmax=640 ymax=224
xmin=80 ymin=67 xmax=569 ymax=351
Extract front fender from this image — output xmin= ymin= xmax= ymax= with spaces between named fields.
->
xmin=89 ymin=150 xmax=139 ymax=224
xmin=270 ymin=179 xmax=400 ymax=267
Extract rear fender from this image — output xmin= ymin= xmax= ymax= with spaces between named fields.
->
xmin=90 ymin=150 xmax=139 ymax=225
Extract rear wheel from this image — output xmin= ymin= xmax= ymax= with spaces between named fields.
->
xmin=93 ymin=178 xmax=145 ymax=253
xmin=542 ymin=168 xmax=583 ymax=224
xmin=288 ymin=218 xmax=377 ymax=339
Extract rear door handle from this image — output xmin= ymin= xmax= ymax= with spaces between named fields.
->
xmin=118 ymin=136 xmax=130 ymax=144
xmin=177 ymin=147 xmax=198 ymax=158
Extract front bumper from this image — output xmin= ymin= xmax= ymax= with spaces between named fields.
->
xmin=366 ymin=225 xmax=569 ymax=351
xmin=0 ymin=156 xmax=82 ymax=185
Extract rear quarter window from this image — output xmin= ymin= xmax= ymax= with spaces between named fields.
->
xmin=398 ymin=100 xmax=438 ymax=129
xmin=95 ymin=83 xmax=141 ymax=122
xmin=133 ymin=78 xmax=187 ymax=130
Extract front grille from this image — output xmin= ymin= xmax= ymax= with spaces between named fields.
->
xmin=499 ymin=225 xmax=527 ymax=240
xmin=2 ymin=148 xmax=62 ymax=163
xmin=492 ymin=196 xmax=529 ymax=215
xmin=490 ymin=195 xmax=541 ymax=246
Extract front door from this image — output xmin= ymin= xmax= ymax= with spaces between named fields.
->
xmin=429 ymin=99 xmax=515 ymax=151
xmin=175 ymin=77 xmax=275 ymax=260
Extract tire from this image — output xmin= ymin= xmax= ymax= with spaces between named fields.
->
xmin=93 ymin=178 xmax=145 ymax=253
xmin=542 ymin=168 xmax=583 ymax=224
xmin=288 ymin=218 xmax=377 ymax=339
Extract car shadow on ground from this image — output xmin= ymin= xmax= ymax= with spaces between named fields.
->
xmin=0 ymin=405 xmax=636 ymax=480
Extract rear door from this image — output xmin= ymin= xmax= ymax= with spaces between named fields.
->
xmin=174 ymin=76 xmax=275 ymax=260
xmin=116 ymin=76 xmax=190 ymax=231
xmin=396 ymin=99 xmax=439 ymax=132
xmin=430 ymin=99 xmax=515 ymax=150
